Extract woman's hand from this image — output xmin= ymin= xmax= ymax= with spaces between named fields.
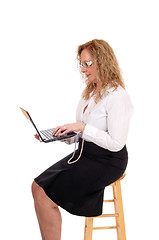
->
xmin=60 ymin=138 xmax=71 ymax=144
xmin=34 ymin=134 xmax=42 ymax=142
xmin=52 ymin=122 xmax=86 ymax=137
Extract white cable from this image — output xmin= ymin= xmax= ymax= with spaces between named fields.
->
xmin=67 ymin=99 xmax=96 ymax=165
xmin=67 ymin=134 xmax=84 ymax=164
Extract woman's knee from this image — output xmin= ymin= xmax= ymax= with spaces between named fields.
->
xmin=31 ymin=180 xmax=44 ymax=202
xmin=31 ymin=180 xmax=58 ymax=208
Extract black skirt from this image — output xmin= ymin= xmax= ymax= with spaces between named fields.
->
xmin=34 ymin=138 xmax=128 ymax=217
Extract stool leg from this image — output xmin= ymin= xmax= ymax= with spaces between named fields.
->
xmin=116 ymin=180 xmax=126 ymax=240
xmin=84 ymin=217 xmax=88 ymax=240
xmin=112 ymin=184 xmax=120 ymax=240
xmin=84 ymin=217 xmax=94 ymax=240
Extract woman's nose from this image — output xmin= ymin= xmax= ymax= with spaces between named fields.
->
xmin=81 ymin=66 xmax=87 ymax=73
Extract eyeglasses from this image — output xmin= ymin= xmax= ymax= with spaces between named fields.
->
xmin=79 ymin=61 xmax=93 ymax=69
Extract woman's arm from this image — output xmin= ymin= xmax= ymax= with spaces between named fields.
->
xmin=82 ymin=91 xmax=133 ymax=151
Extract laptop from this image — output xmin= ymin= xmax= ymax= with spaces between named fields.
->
xmin=20 ymin=107 xmax=77 ymax=143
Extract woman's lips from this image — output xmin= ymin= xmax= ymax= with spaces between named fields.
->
xmin=86 ymin=74 xmax=91 ymax=78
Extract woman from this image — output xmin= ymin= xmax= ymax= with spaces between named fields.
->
xmin=32 ymin=39 xmax=133 ymax=240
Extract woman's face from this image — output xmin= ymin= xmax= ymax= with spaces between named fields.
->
xmin=80 ymin=49 xmax=97 ymax=84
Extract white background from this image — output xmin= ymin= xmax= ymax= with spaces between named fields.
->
xmin=1 ymin=0 xmax=159 ymax=239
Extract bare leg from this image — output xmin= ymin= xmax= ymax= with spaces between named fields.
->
xmin=32 ymin=181 xmax=62 ymax=240
xmin=34 ymin=202 xmax=46 ymax=240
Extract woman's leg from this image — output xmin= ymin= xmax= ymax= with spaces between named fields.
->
xmin=34 ymin=202 xmax=46 ymax=240
xmin=32 ymin=181 xmax=62 ymax=240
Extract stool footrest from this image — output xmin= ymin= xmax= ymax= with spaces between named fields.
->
xmin=93 ymin=226 xmax=117 ymax=230
xmin=103 ymin=199 xmax=114 ymax=202
xmin=95 ymin=213 xmax=118 ymax=218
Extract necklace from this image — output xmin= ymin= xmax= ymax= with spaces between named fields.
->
xmin=67 ymin=99 xmax=96 ymax=165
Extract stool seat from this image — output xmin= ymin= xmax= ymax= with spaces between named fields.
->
xmin=84 ymin=173 xmax=126 ymax=240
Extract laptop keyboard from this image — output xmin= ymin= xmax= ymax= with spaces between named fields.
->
xmin=40 ymin=128 xmax=76 ymax=141
xmin=40 ymin=128 xmax=56 ymax=140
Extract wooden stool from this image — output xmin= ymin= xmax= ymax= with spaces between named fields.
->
xmin=84 ymin=173 xmax=126 ymax=240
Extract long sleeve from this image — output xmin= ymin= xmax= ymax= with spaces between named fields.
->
xmin=82 ymin=90 xmax=133 ymax=151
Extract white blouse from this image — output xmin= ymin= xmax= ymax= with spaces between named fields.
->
xmin=76 ymin=85 xmax=133 ymax=152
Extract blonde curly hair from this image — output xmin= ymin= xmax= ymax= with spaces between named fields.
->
xmin=77 ymin=39 xmax=125 ymax=103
